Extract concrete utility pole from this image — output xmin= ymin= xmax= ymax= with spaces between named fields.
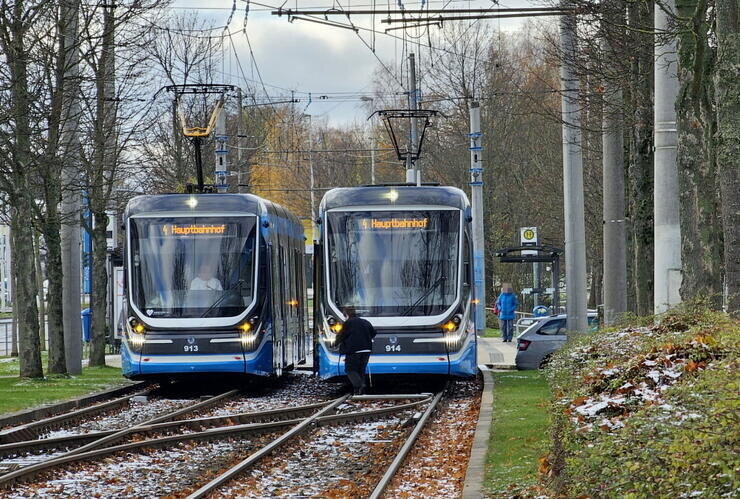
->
xmin=559 ymin=12 xmax=588 ymax=333
xmin=61 ymin=0 xmax=83 ymax=374
xmin=360 ymin=96 xmax=377 ymax=184
xmin=303 ymin=114 xmax=317 ymax=241
xmin=236 ymin=87 xmax=243 ymax=193
xmin=214 ymin=100 xmax=228 ymax=193
xmin=468 ymin=102 xmax=486 ymax=336
xmin=654 ymin=0 xmax=682 ymax=314
xmin=601 ymin=38 xmax=627 ymax=324
xmin=406 ymin=53 xmax=419 ymax=184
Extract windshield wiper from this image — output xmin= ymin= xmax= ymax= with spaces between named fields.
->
xmin=400 ymin=276 xmax=447 ymax=317
xmin=199 ymin=279 xmax=245 ymax=318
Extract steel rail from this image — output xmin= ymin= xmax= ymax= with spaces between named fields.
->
xmin=0 ymin=388 xmax=154 ymax=444
xmin=67 ymin=388 xmax=242 ymax=455
xmin=0 ymin=397 xmax=427 ymax=489
xmin=0 ymin=401 xmax=330 ymax=459
xmin=369 ymin=389 xmax=446 ymax=499
xmin=186 ymin=395 xmax=350 ymax=499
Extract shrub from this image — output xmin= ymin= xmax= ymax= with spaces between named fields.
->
xmin=541 ymin=306 xmax=739 ymax=497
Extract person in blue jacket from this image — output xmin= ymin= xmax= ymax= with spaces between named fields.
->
xmin=495 ymin=283 xmax=519 ymax=342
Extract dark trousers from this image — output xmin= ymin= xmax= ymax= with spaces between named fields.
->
xmin=344 ymin=352 xmax=371 ymax=394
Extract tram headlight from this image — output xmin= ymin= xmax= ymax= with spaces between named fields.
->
xmin=238 ymin=319 xmax=259 ymax=347
xmin=326 ymin=316 xmax=343 ymax=333
xmin=441 ymin=314 xmax=462 ymax=332
xmin=126 ymin=318 xmax=146 ymax=348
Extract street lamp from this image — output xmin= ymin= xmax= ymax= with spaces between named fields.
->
xmin=360 ymin=96 xmax=376 ymax=184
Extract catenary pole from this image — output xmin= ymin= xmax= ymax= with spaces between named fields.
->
xmin=304 ymin=114 xmax=317 ymax=241
xmin=559 ymin=11 xmax=588 ymax=333
xmin=60 ymin=0 xmax=83 ymax=374
xmin=406 ymin=53 xmax=418 ymax=184
xmin=653 ymin=0 xmax=682 ymax=313
xmin=469 ymin=102 xmax=486 ymax=337
xmin=602 ymin=80 xmax=627 ymax=325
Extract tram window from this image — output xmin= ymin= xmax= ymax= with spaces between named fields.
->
xmin=129 ymin=217 xmax=256 ymax=318
xmin=326 ymin=210 xmax=460 ymax=317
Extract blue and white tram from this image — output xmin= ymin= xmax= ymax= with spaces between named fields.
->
xmin=121 ymin=193 xmax=308 ymax=379
xmin=314 ymin=184 xmax=478 ymax=379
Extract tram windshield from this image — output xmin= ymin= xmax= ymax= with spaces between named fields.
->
xmin=129 ymin=216 xmax=257 ymax=318
xmin=327 ymin=210 xmax=460 ymax=317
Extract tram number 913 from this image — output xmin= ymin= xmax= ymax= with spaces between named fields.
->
xmin=385 ymin=344 xmax=402 ymax=352
xmin=183 ymin=345 xmax=199 ymax=352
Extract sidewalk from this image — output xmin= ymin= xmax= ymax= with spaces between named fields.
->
xmin=477 ymin=336 xmax=517 ymax=368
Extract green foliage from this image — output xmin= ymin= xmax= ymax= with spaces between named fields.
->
xmin=543 ymin=307 xmax=739 ymax=497
xmin=484 ymin=371 xmax=550 ymax=497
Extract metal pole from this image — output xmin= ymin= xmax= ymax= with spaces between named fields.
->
xmin=602 ymin=55 xmax=627 ymax=325
xmin=654 ymin=0 xmax=682 ymax=313
xmin=406 ymin=53 xmax=418 ymax=184
xmin=370 ymin=126 xmax=376 ymax=184
xmin=194 ymin=137 xmax=204 ymax=193
xmin=533 ymin=262 xmax=540 ymax=307
xmin=61 ymin=0 xmax=82 ymax=373
xmin=559 ymin=12 xmax=587 ymax=333
xmin=469 ymin=101 xmax=486 ymax=337
xmin=553 ymin=256 xmax=561 ymax=312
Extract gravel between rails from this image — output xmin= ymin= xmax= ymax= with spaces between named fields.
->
xmin=4 ymin=435 xmax=283 ymax=498
xmin=39 ymin=398 xmax=194 ymax=440
xmin=209 ymin=412 xmax=418 ymax=498
xmin=384 ymin=378 xmax=482 ymax=498
xmin=197 ymin=373 xmax=343 ymax=419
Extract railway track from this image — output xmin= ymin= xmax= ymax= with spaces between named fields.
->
xmin=187 ymin=390 xmax=446 ymax=498
xmin=0 ymin=386 xmax=242 ymax=479
xmin=0 ymin=387 xmax=446 ymax=497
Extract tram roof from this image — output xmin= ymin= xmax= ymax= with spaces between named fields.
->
xmin=124 ymin=193 xmax=300 ymax=226
xmin=321 ymin=184 xmax=469 ymax=211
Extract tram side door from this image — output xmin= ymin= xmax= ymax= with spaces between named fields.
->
xmin=270 ymin=241 xmax=284 ymax=374
xmin=279 ymin=246 xmax=289 ymax=368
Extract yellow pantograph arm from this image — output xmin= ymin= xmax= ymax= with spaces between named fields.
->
xmin=181 ymin=98 xmax=225 ymax=138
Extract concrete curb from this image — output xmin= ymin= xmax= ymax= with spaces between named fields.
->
xmin=462 ymin=365 xmax=494 ymax=498
xmin=0 ymin=380 xmax=148 ymax=429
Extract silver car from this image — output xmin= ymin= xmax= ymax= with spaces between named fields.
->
xmin=515 ymin=313 xmax=599 ymax=369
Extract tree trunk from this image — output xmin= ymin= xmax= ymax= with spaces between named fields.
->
xmin=34 ymin=231 xmax=46 ymax=351
xmin=43 ymin=202 xmax=67 ymax=374
xmin=713 ymin=0 xmax=739 ymax=317
xmin=87 ymin=3 xmax=116 ymax=367
xmin=627 ymin=0 xmax=654 ymax=316
xmin=89 ymin=212 xmax=108 ymax=366
xmin=676 ymin=0 xmax=724 ymax=307
xmin=8 ymin=0 xmax=42 ymax=377
xmin=10 ymin=229 xmax=18 ymax=358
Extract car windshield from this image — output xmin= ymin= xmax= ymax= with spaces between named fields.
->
xmin=130 ymin=216 xmax=256 ymax=318
xmin=326 ymin=210 xmax=460 ymax=317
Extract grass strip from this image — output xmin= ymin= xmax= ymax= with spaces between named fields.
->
xmin=0 ymin=365 xmax=128 ymax=416
xmin=483 ymin=370 xmax=549 ymax=497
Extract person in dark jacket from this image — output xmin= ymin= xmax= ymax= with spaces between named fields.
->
xmin=337 ymin=306 xmax=376 ymax=395
xmin=495 ymin=283 xmax=519 ymax=342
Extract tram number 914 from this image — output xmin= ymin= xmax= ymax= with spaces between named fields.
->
xmin=183 ymin=345 xmax=199 ymax=352
xmin=385 ymin=344 xmax=402 ymax=352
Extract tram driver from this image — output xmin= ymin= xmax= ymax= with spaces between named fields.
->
xmin=190 ymin=261 xmax=223 ymax=291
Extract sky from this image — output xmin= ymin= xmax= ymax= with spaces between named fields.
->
xmin=167 ymin=0 xmax=555 ymax=125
